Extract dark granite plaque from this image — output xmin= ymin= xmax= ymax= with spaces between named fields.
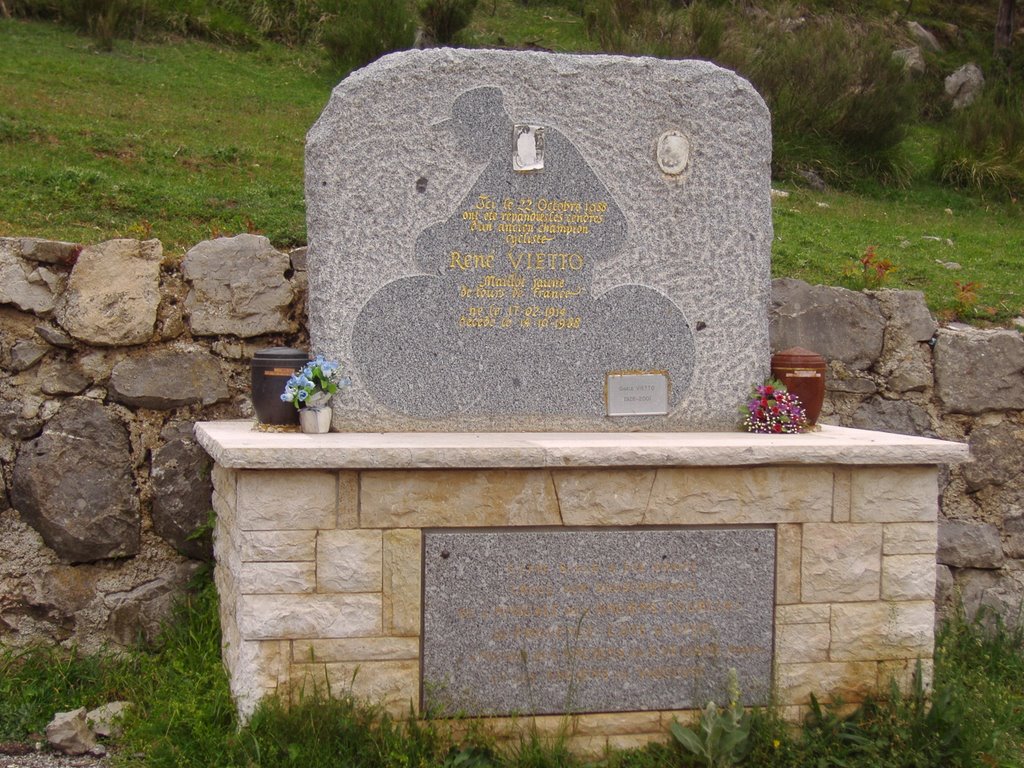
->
xmin=421 ymin=527 xmax=775 ymax=716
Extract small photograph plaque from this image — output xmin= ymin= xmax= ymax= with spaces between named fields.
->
xmin=606 ymin=371 xmax=670 ymax=416
xmin=512 ymin=124 xmax=544 ymax=172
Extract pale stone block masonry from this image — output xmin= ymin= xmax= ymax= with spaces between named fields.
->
xmin=199 ymin=423 xmax=967 ymax=755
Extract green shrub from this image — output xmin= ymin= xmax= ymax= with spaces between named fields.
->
xmin=7 ymin=0 xmax=324 ymax=47
xmin=321 ymin=0 xmax=415 ymax=76
xmin=244 ymin=695 xmax=453 ymax=768
xmin=934 ymin=81 xmax=1024 ymax=197
xmin=584 ymin=5 xmax=917 ymax=185
xmin=5 ymin=0 xmax=62 ymax=20
xmin=737 ymin=15 xmax=917 ymax=184
xmin=9 ymin=0 xmax=134 ymax=48
xmin=420 ymin=0 xmax=479 ymax=45
xmin=585 ymin=0 xmax=686 ymax=59
xmin=688 ymin=1 xmax=726 ymax=61
xmin=146 ymin=0 xmax=260 ymax=47
xmin=201 ymin=0 xmax=337 ymax=45
xmin=7 ymin=0 xmax=259 ymax=46
xmin=79 ymin=0 xmax=126 ymax=50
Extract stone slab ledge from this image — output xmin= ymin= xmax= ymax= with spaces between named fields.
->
xmin=195 ymin=421 xmax=968 ymax=470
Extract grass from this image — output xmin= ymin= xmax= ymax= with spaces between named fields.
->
xmin=2 ymin=575 xmax=1023 ymax=767
xmin=772 ymin=177 xmax=1024 ymax=322
xmin=0 ymin=18 xmax=331 ymax=251
xmin=461 ymin=0 xmax=591 ymax=52
xmin=0 ymin=644 xmax=138 ymax=740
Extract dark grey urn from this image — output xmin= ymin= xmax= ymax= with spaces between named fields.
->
xmin=250 ymin=347 xmax=308 ymax=425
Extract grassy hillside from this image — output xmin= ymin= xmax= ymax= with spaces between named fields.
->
xmin=0 ymin=20 xmax=330 ymax=248
xmin=1 ymin=6 xmax=1022 ymax=322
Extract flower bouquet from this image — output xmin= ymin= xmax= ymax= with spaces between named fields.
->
xmin=741 ymin=379 xmax=809 ymax=434
xmin=280 ymin=356 xmax=349 ymax=433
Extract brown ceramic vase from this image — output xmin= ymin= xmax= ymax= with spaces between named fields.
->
xmin=771 ymin=347 xmax=827 ymax=426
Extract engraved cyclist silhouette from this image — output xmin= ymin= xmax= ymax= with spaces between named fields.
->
xmin=352 ymin=87 xmax=694 ymax=417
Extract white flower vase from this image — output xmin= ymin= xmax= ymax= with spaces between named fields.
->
xmin=299 ymin=403 xmax=332 ymax=434
xmin=305 ymin=391 xmax=332 ymax=408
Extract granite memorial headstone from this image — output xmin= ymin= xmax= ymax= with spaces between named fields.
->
xmin=306 ymin=49 xmax=772 ymax=431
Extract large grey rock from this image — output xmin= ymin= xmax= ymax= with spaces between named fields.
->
xmin=109 ymin=349 xmax=228 ymax=409
xmin=963 ymin=420 xmax=1024 ymax=491
xmin=893 ymin=46 xmax=925 ymax=75
xmin=34 ymin=322 xmax=76 ymax=348
xmin=884 ymin=350 xmax=932 ymax=393
xmin=0 ymin=399 xmax=43 ymax=440
xmin=46 ymin=707 xmax=97 ymax=755
xmin=14 ymin=237 xmax=80 ymax=265
xmin=934 ymin=328 xmax=1024 ymax=414
xmin=1006 ymin=513 xmax=1024 ymax=534
xmin=1004 ymin=533 xmax=1024 ymax=559
xmin=979 ymin=587 xmax=1023 ymax=631
xmin=0 ymin=238 xmax=65 ymax=315
xmin=770 ymin=278 xmax=885 ymax=370
xmin=307 ymin=50 xmax=773 ymax=431
xmin=876 ymin=289 xmax=936 ymax=393
xmin=181 ymin=234 xmax=296 ymax=337
xmin=290 ymin=246 xmax=308 ymax=271
xmin=938 ymin=520 xmax=1004 ymax=569
xmin=12 ymin=563 xmax=101 ymax=643
xmin=11 ymin=398 xmax=139 ymax=563
xmin=935 ymin=564 xmax=954 ymax=606
xmin=39 ymin=358 xmax=92 ymax=396
xmin=878 ymin=289 xmax=936 ymax=344
xmin=907 ymin=21 xmax=941 ymax=52
xmin=826 ymin=371 xmax=878 ymax=394
xmin=55 ymin=239 xmax=163 ymax=346
xmin=10 ymin=340 xmax=48 ymax=372
xmin=945 ymin=63 xmax=984 ymax=110
xmin=151 ymin=433 xmax=214 ymax=559
xmin=851 ymin=397 xmax=932 ymax=436
xmin=86 ymin=701 xmax=132 ymax=738
xmin=952 ymin=568 xmax=1001 ymax=618
xmin=105 ymin=563 xmax=202 ymax=646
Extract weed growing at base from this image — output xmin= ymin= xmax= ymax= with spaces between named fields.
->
xmin=0 ymin=643 xmax=138 ymax=739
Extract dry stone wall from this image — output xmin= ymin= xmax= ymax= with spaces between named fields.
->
xmin=0 ymin=235 xmax=1021 ymax=650
xmin=770 ymin=278 xmax=1024 ymax=628
xmin=0 ymin=234 xmax=308 ymax=650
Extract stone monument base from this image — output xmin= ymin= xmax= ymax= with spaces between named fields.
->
xmin=196 ymin=422 xmax=967 ymax=757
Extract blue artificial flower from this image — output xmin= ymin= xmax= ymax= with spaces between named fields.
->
xmin=281 ymin=356 xmax=349 ymax=410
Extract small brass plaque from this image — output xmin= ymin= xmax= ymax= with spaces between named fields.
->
xmin=606 ymin=371 xmax=670 ymax=416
